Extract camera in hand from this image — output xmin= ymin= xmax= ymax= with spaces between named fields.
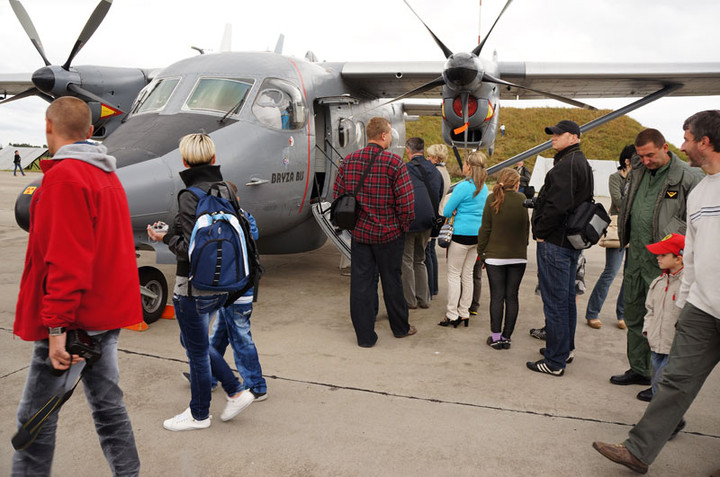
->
xmin=522 ymin=197 xmax=537 ymax=208
xmin=47 ymin=330 xmax=102 ymax=376
xmin=522 ymin=186 xmax=537 ymax=208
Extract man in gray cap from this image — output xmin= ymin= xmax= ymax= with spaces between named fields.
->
xmin=526 ymin=120 xmax=594 ymax=376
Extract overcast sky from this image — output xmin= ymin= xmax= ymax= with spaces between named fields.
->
xmin=0 ymin=0 xmax=718 ymax=149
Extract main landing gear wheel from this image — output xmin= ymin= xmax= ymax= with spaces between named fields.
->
xmin=138 ymin=266 xmax=168 ymax=324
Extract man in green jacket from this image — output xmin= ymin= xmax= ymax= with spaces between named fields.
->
xmin=612 ymin=129 xmax=703 ymax=399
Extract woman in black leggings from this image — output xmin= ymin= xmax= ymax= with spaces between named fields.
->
xmin=477 ymin=168 xmax=530 ymax=349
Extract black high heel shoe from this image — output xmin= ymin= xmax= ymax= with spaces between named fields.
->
xmin=438 ymin=317 xmax=460 ymax=327
xmin=459 ymin=317 xmax=469 ymax=327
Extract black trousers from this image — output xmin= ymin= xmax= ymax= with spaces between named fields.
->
xmin=485 ymin=263 xmax=527 ymax=338
xmin=350 ymin=237 xmax=409 ymax=346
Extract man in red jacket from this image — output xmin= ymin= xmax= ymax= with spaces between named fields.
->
xmin=12 ymin=97 xmax=142 ymax=476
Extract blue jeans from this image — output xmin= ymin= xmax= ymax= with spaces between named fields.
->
xmin=585 ymin=247 xmax=625 ymax=321
xmin=14 ymin=163 xmax=25 ymax=176
xmin=210 ymin=298 xmax=267 ymax=394
xmin=650 ymin=351 xmax=669 ymax=395
xmin=13 ymin=330 xmax=140 ymax=477
xmin=174 ymin=293 xmax=242 ymax=420
xmin=537 ymin=241 xmax=581 ymax=369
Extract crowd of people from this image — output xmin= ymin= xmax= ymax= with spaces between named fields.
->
xmin=9 ymin=97 xmax=720 ymax=476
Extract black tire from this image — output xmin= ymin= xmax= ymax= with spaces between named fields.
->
xmin=138 ymin=266 xmax=168 ymax=324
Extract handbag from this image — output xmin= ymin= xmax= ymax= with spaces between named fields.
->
xmin=331 ymin=150 xmax=380 ymax=230
xmin=437 ymin=216 xmax=454 ymax=248
xmin=410 ymin=157 xmax=444 ymax=237
xmin=598 ymin=215 xmax=621 ymax=248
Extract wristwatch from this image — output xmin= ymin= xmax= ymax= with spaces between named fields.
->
xmin=48 ymin=327 xmax=66 ymax=336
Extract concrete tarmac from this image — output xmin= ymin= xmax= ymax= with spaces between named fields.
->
xmin=0 ymin=172 xmax=718 ymax=476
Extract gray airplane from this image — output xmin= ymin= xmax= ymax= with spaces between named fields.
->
xmin=2 ymin=0 xmax=720 ymax=324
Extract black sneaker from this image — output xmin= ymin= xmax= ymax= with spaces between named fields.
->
xmin=669 ymin=419 xmax=686 ymax=441
xmin=636 ymin=387 xmax=653 ymax=402
xmin=526 ymin=359 xmax=564 ymax=376
xmin=539 ymin=348 xmax=574 ymax=363
xmin=182 ymin=371 xmax=218 ymax=391
xmin=486 ymin=336 xmax=504 ymax=350
xmin=250 ymin=389 xmax=268 ymax=402
xmin=529 ymin=327 xmax=546 ymax=340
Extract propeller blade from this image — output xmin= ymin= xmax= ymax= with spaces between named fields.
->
xmin=471 ymin=0 xmax=514 ymax=56
xmin=403 ymin=0 xmax=454 ymax=59
xmin=483 ymin=73 xmax=597 ymax=110
xmin=62 ymin=0 xmax=113 ymax=70
xmin=67 ymin=83 xmax=123 ymax=113
xmin=451 ymin=145 xmax=464 ymax=171
xmin=358 ymin=76 xmax=445 ymax=116
xmin=0 ymin=86 xmax=53 ymax=105
xmin=9 ymin=0 xmax=51 ymax=66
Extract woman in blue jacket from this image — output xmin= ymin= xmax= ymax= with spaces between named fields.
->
xmin=439 ymin=152 xmax=489 ymax=327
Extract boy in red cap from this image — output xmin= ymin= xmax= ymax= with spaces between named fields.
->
xmin=639 ymin=233 xmax=686 ymax=436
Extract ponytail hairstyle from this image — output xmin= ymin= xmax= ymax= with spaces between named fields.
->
xmin=466 ymin=151 xmax=488 ymax=198
xmin=490 ymin=168 xmax=520 ymax=214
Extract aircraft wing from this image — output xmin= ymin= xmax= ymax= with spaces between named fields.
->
xmin=0 ymin=74 xmax=33 ymax=96
xmin=341 ymin=61 xmax=720 ymax=100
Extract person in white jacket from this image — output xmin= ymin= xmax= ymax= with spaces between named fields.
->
xmin=640 ymin=233 xmax=685 ymax=404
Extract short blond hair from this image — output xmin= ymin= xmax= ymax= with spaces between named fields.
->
xmin=366 ymin=117 xmax=391 ymax=141
xmin=46 ymin=97 xmax=92 ymax=140
xmin=426 ymin=144 xmax=448 ymax=162
xmin=179 ymin=133 xmax=215 ymax=165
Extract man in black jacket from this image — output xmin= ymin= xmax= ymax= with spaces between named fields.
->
xmin=527 ymin=120 xmax=593 ymax=376
xmin=402 ymin=137 xmax=443 ymax=309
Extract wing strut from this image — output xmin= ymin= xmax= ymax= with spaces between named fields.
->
xmin=486 ymin=84 xmax=684 ymax=175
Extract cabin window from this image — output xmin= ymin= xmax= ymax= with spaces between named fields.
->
xmin=132 ymin=77 xmax=180 ymax=114
xmin=183 ymin=78 xmax=253 ymax=115
xmin=252 ymin=78 xmax=307 ymax=130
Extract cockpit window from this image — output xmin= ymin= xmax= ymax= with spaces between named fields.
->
xmin=183 ymin=78 xmax=253 ymax=115
xmin=132 ymin=78 xmax=180 ymax=114
xmin=252 ymin=78 xmax=306 ymax=130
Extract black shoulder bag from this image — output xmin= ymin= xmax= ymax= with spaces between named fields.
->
xmin=410 ymin=157 xmax=445 ymax=237
xmin=565 ymin=155 xmax=611 ymax=249
xmin=331 ymin=150 xmax=380 ymax=230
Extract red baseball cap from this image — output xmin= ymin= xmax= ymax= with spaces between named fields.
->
xmin=646 ymin=233 xmax=685 ymax=256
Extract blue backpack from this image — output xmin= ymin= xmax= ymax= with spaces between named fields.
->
xmin=186 ymin=183 xmax=258 ymax=295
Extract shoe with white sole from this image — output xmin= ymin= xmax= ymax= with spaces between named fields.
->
xmin=163 ymin=408 xmax=211 ymax=431
xmin=220 ymin=390 xmax=254 ymax=421
xmin=250 ymin=389 xmax=268 ymax=402
xmin=526 ymin=359 xmax=564 ymax=376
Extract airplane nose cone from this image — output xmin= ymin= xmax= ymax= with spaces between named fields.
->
xmin=32 ymin=66 xmax=55 ymax=94
xmin=443 ymin=52 xmax=481 ymax=89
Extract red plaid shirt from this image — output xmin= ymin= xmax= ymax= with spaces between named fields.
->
xmin=334 ymin=143 xmax=415 ymax=244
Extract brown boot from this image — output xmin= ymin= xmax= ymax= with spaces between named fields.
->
xmin=592 ymin=442 xmax=648 ymax=474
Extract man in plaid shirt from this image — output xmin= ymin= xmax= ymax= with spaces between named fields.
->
xmin=333 ymin=117 xmax=416 ymax=347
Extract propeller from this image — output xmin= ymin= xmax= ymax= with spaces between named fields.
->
xmin=4 ymin=0 xmax=118 ymax=109
xmin=398 ymin=0 xmax=595 ymax=146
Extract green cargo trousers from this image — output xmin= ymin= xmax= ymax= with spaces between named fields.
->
xmin=625 ymin=303 xmax=720 ymax=464
xmin=622 ymin=266 xmax=655 ymax=378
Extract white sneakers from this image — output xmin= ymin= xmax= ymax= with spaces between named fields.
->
xmin=163 ymin=408 xmax=211 ymax=431
xmin=220 ymin=390 xmax=254 ymax=421
xmin=164 ymin=390 xmax=254 ymax=430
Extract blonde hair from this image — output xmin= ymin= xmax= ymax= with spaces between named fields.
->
xmin=46 ymin=97 xmax=92 ymax=140
xmin=366 ymin=117 xmax=391 ymax=141
xmin=465 ymin=151 xmax=488 ymax=198
xmin=179 ymin=133 xmax=216 ymax=165
xmin=490 ymin=168 xmax=520 ymax=214
xmin=426 ymin=144 xmax=448 ymax=162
